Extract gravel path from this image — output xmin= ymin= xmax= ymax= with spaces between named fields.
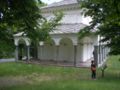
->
xmin=0 ymin=58 xmax=15 ymax=63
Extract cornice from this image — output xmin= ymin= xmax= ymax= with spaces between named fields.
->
xmin=41 ymin=4 xmax=80 ymax=13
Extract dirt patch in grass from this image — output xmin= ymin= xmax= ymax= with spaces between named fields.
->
xmin=0 ymin=76 xmax=26 ymax=87
xmin=0 ymin=73 xmax=59 ymax=87
xmin=24 ymin=73 xmax=58 ymax=84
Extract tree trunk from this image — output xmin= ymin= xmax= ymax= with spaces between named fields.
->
xmin=101 ymin=70 xmax=104 ymax=77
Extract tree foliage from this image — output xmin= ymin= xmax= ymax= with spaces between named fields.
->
xmin=0 ymin=0 xmax=63 ymax=58
xmin=78 ymin=0 xmax=120 ymax=55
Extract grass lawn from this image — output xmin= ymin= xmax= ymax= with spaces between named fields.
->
xmin=0 ymin=56 xmax=120 ymax=90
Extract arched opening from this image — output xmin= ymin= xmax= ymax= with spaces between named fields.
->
xmin=76 ymin=39 xmax=84 ymax=63
xmin=39 ymin=40 xmax=56 ymax=61
xmin=30 ymin=42 xmax=37 ymax=59
xmin=59 ymin=38 xmax=74 ymax=63
xmin=18 ymin=39 xmax=27 ymax=60
xmin=81 ymin=37 xmax=94 ymax=62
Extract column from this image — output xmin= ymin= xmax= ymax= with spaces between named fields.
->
xmin=15 ymin=46 xmax=18 ymax=61
xmin=102 ymin=45 xmax=104 ymax=62
xmin=74 ymin=45 xmax=77 ymax=67
xmin=103 ymin=46 xmax=105 ymax=60
xmin=86 ymin=43 xmax=89 ymax=60
xmin=41 ymin=45 xmax=44 ymax=60
xmin=27 ymin=46 xmax=30 ymax=60
xmin=94 ymin=45 xmax=99 ymax=66
xmin=55 ymin=45 xmax=59 ymax=63
xmin=83 ymin=43 xmax=86 ymax=62
xmin=40 ymin=46 xmax=43 ymax=60
xmin=80 ymin=43 xmax=84 ymax=62
xmin=39 ymin=41 xmax=44 ymax=60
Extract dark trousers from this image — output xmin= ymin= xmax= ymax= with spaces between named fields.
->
xmin=91 ymin=71 xmax=96 ymax=79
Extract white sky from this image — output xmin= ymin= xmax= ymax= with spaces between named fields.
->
xmin=41 ymin=0 xmax=62 ymax=4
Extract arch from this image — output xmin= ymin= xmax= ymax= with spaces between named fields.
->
xmin=59 ymin=37 xmax=74 ymax=45
xmin=82 ymin=37 xmax=93 ymax=43
xmin=52 ymin=38 xmax=61 ymax=46
xmin=59 ymin=37 xmax=74 ymax=62
xmin=59 ymin=37 xmax=73 ymax=45
xmin=79 ymin=36 xmax=94 ymax=62
xmin=14 ymin=37 xmax=31 ymax=61
xmin=15 ymin=37 xmax=30 ymax=46
xmin=39 ymin=39 xmax=56 ymax=60
xmin=16 ymin=39 xmax=27 ymax=60
xmin=18 ymin=39 xmax=26 ymax=45
xmin=44 ymin=39 xmax=56 ymax=45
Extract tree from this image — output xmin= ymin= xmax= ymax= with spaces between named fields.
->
xmin=29 ymin=12 xmax=63 ymax=58
xmin=0 ymin=0 xmax=43 ymax=58
xmin=0 ymin=0 xmax=63 ymax=58
xmin=78 ymin=0 xmax=120 ymax=55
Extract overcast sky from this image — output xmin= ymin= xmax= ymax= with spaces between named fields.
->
xmin=41 ymin=0 xmax=62 ymax=4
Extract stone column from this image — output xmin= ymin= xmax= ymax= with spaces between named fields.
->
xmin=27 ymin=46 xmax=30 ymax=60
xmin=101 ymin=46 xmax=103 ymax=62
xmin=55 ymin=45 xmax=59 ymax=63
xmin=40 ymin=45 xmax=44 ymax=60
xmin=74 ymin=45 xmax=77 ymax=67
xmin=39 ymin=41 xmax=44 ymax=60
xmin=103 ymin=46 xmax=105 ymax=60
xmin=40 ymin=46 xmax=43 ymax=60
xmin=82 ymin=43 xmax=85 ymax=62
xmin=79 ymin=43 xmax=84 ymax=63
xmin=94 ymin=45 xmax=99 ymax=66
xmin=15 ymin=46 xmax=19 ymax=61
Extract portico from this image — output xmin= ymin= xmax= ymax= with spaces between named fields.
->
xmin=14 ymin=0 xmax=109 ymax=67
xmin=37 ymin=33 xmax=95 ymax=66
xmin=14 ymin=33 xmax=31 ymax=61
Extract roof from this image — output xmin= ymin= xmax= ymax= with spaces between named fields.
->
xmin=49 ymin=23 xmax=87 ymax=34
xmin=14 ymin=32 xmax=25 ymax=37
xmin=42 ymin=0 xmax=78 ymax=9
xmin=14 ymin=23 xmax=87 ymax=37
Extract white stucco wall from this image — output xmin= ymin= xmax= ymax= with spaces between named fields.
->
xmin=38 ymin=34 xmax=75 ymax=63
xmin=76 ymin=44 xmax=83 ymax=63
xmin=58 ymin=38 xmax=74 ymax=62
xmin=78 ymin=35 xmax=99 ymax=62
xmin=38 ymin=41 xmax=56 ymax=60
xmin=37 ymin=33 xmax=99 ymax=63
xmin=14 ymin=32 xmax=99 ymax=64
xmin=42 ymin=9 xmax=83 ymax=24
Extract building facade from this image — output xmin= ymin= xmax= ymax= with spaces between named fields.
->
xmin=14 ymin=0 xmax=108 ymax=67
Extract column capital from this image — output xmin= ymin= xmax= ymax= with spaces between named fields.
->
xmin=73 ymin=41 xmax=78 ymax=46
xmin=73 ymin=44 xmax=77 ymax=46
xmin=26 ymin=45 xmax=30 ymax=47
xmin=39 ymin=41 xmax=44 ymax=46
xmin=78 ymin=42 xmax=84 ymax=46
xmin=56 ymin=45 xmax=60 ymax=47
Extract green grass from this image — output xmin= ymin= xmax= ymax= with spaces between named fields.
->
xmin=0 ymin=56 xmax=120 ymax=90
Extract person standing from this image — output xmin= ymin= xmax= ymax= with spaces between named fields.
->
xmin=91 ymin=60 xmax=96 ymax=79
